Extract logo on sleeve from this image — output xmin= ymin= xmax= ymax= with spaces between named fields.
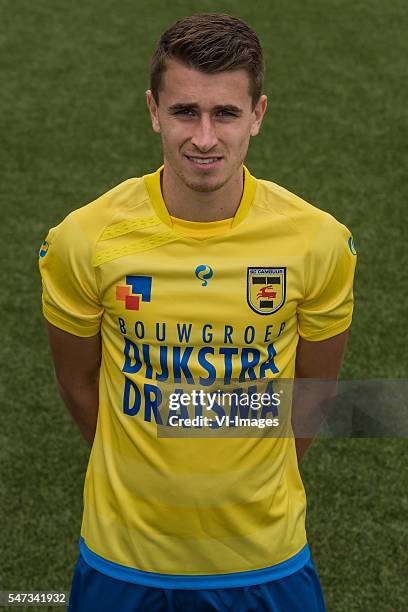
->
xmin=247 ymin=267 xmax=286 ymax=315
xmin=348 ymin=236 xmax=357 ymax=256
xmin=116 ymin=275 xmax=152 ymax=311
xmin=39 ymin=240 xmax=49 ymax=258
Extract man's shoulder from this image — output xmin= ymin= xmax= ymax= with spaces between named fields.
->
xmin=41 ymin=175 xmax=153 ymax=270
xmin=253 ymin=176 xmax=350 ymax=239
xmin=54 ymin=176 xmax=149 ymax=240
xmin=60 ymin=178 xmax=148 ymax=236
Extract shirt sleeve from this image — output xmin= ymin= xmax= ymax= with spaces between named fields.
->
xmin=297 ymin=215 xmax=357 ymax=341
xmin=38 ymin=211 xmax=103 ymax=337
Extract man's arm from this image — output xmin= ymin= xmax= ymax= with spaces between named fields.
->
xmin=293 ymin=330 xmax=349 ymax=462
xmin=45 ymin=321 xmax=102 ymax=446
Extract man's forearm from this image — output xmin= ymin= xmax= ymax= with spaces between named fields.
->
xmin=55 ymin=374 xmax=99 ymax=446
xmin=295 ymin=438 xmax=313 ymax=463
xmin=293 ymin=331 xmax=349 ymax=462
xmin=45 ymin=323 xmax=102 ymax=446
xmin=292 ymin=377 xmax=338 ymax=462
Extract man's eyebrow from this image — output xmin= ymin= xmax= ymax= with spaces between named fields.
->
xmin=168 ymin=103 xmax=243 ymax=114
xmin=213 ymin=105 xmax=243 ymax=114
xmin=167 ymin=103 xmax=196 ymax=112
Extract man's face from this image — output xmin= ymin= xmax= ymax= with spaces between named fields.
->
xmin=146 ymin=60 xmax=267 ymax=193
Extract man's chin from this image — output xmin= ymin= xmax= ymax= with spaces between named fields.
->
xmin=179 ymin=172 xmax=230 ymax=194
xmin=184 ymin=181 xmax=226 ymax=193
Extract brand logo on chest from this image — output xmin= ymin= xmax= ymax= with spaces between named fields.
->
xmin=195 ymin=264 xmax=213 ymax=287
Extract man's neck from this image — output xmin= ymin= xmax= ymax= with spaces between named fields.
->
xmin=161 ymin=162 xmax=244 ymax=222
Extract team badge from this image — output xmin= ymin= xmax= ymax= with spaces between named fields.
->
xmin=116 ymin=275 xmax=152 ymax=311
xmin=247 ymin=267 xmax=286 ymax=315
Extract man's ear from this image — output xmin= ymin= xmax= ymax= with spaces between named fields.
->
xmin=250 ymin=94 xmax=267 ymax=137
xmin=146 ymin=90 xmax=161 ymax=134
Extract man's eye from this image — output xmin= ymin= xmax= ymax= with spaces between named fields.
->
xmin=174 ymin=109 xmax=195 ymax=116
xmin=217 ymin=110 xmax=237 ymax=118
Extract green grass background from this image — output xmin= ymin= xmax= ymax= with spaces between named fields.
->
xmin=1 ymin=0 xmax=407 ymax=610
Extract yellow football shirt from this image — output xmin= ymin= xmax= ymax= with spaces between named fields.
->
xmin=39 ymin=166 xmax=356 ymax=587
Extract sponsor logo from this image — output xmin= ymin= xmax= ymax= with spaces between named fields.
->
xmin=116 ymin=275 xmax=152 ymax=311
xmin=247 ymin=267 xmax=286 ymax=315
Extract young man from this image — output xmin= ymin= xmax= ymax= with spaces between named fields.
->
xmin=39 ymin=13 xmax=356 ymax=612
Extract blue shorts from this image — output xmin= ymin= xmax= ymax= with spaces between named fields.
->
xmin=68 ymin=554 xmax=326 ymax=611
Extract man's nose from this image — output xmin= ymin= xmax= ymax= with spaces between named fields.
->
xmin=190 ymin=115 xmax=218 ymax=152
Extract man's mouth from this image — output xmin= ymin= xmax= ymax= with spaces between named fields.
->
xmin=185 ymin=155 xmax=223 ymax=166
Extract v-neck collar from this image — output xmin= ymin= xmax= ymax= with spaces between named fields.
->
xmin=143 ymin=165 xmax=257 ymax=237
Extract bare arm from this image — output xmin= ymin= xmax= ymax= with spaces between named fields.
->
xmin=293 ymin=330 xmax=349 ymax=462
xmin=45 ymin=321 xmax=102 ymax=446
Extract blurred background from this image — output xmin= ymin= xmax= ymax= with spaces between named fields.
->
xmin=1 ymin=0 xmax=407 ymax=609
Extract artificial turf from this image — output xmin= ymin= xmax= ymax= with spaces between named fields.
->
xmin=1 ymin=0 xmax=407 ymax=610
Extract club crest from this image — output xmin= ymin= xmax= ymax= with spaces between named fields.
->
xmin=247 ymin=267 xmax=286 ymax=315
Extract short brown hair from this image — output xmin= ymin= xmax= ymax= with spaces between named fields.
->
xmin=150 ymin=14 xmax=265 ymax=110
